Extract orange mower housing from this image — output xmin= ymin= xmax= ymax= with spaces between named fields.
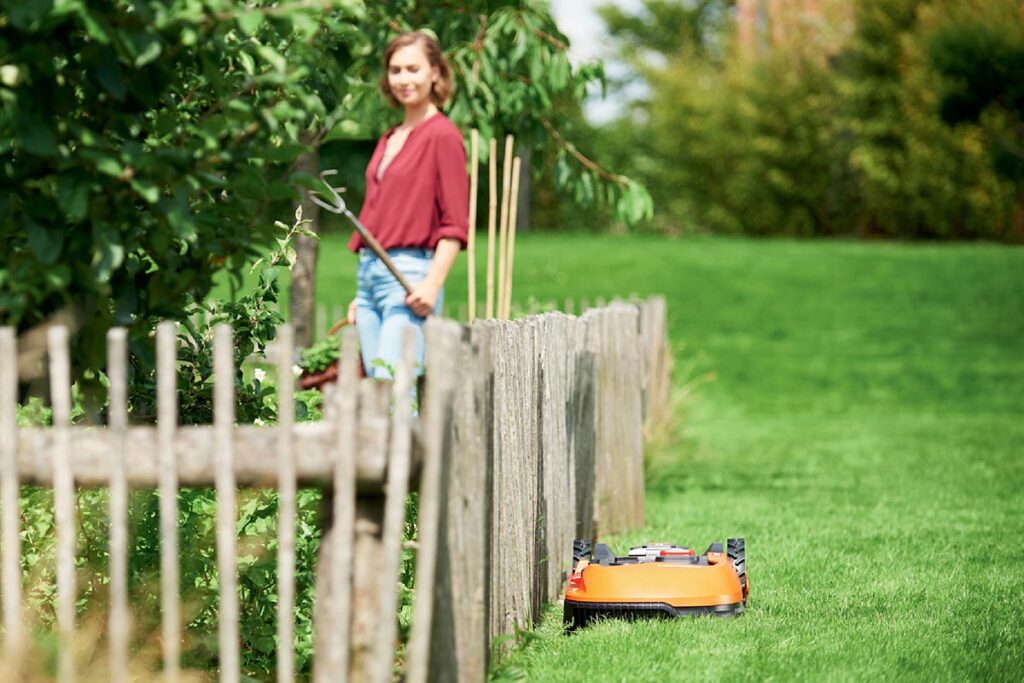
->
xmin=563 ymin=538 xmax=749 ymax=630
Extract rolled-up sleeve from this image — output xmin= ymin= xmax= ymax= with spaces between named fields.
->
xmin=432 ymin=129 xmax=469 ymax=249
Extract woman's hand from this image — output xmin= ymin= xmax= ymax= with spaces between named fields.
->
xmin=347 ymin=299 xmax=358 ymax=324
xmin=406 ymin=279 xmax=442 ymax=318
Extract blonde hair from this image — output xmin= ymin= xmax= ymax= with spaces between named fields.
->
xmin=379 ymin=31 xmax=454 ymax=108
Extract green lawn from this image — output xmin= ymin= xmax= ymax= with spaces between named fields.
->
xmin=307 ymin=233 xmax=1024 ymax=681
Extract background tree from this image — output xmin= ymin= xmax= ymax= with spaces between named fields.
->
xmin=1 ymin=0 xmax=652 ymax=374
xmin=926 ymin=0 xmax=1024 ymax=184
xmin=1 ymin=0 xmax=365 ymax=391
xmin=584 ymin=0 xmax=1022 ymax=239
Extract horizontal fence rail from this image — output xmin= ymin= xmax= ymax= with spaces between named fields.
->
xmin=0 ymin=297 xmax=670 ymax=682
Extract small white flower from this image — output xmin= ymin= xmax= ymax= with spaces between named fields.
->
xmin=253 ymin=368 xmax=267 ymax=382
xmin=254 ymin=418 xmax=265 ymax=426
xmin=292 ymin=364 xmax=303 ymax=377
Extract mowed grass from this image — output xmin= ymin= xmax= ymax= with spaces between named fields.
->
xmin=303 ymin=234 xmax=1024 ymax=681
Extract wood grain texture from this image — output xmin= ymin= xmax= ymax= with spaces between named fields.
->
xmin=13 ymin=422 xmax=389 ymax=488
xmin=107 ymin=328 xmax=130 ymax=683
xmin=585 ymin=305 xmax=646 ymax=535
xmin=0 ymin=328 xmax=21 ymax=662
xmin=424 ymin=320 xmax=494 ymax=682
xmin=156 ymin=322 xmax=181 ymax=683
xmin=312 ymin=327 xmax=360 ymax=683
xmin=49 ymin=326 xmax=75 ymax=683
xmin=406 ymin=318 xmax=462 ymax=683
xmin=276 ymin=325 xmax=296 ymax=683
xmin=369 ymin=330 xmax=417 ymax=683
xmin=344 ymin=380 xmax=390 ymax=682
xmin=214 ymin=325 xmax=239 ymax=683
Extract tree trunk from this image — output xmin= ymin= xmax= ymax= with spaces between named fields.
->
xmin=291 ymin=137 xmax=320 ymax=348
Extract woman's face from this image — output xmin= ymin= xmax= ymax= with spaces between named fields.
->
xmin=387 ymin=42 xmax=438 ymax=110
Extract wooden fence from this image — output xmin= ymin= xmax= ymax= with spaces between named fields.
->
xmin=0 ymin=297 xmax=670 ymax=682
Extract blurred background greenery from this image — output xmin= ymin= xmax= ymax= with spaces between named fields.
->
xmin=533 ymin=0 xmax=1024 ymax=240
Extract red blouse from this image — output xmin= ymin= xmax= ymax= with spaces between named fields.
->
xmin=349 ymin=113 xmax=469 ymax=253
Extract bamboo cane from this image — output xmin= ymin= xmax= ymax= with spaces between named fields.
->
xmin=496 ymin=134 xmax=514 ymax=319
xmin=503 ymin=156 xmax=522 ymax=320
xmin=467 ymin=129 xmax=479 ymax=323
xmin=485 ymin=138 xmax=498 ymax=319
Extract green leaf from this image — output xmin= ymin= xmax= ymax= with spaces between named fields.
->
xmin=43 ymin=264 xmax=71 ymax=289
xmin=18 ymin=116 xmax=58 ymax=156
xmin=131 ymin=180 xmax=160 ymax=203
xmin=57 ymin=175 xmax=91 ymax=222
xmin=26 ymin=220 xmax=65 ymax=265
xmin=75 ymin=5 xmax=110 ymax=43
xmin=96 ymin=48 xmax=126 ymax=100
xmin=323 ymin=119 xmax=370 ymax=141
xmin=94 ymin=155 xmax=122 ymax=177
xmin=8 ymin=0 xmax=52 ymax=29
xmin=133 ymin=33 xmax=162 ymax=67
xmin=238 ymin=10 xmax=263 ymax=36
xmin=238 ymin=50 xmax=256 ymax=77
xmin=91 ymin=223 xmax=125 ymax=284
xmin=255 ymin=45 xmax=286 ymax=73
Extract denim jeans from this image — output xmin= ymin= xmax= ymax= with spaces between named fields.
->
xmin=355 ymin=248 xmax=443 ymax=379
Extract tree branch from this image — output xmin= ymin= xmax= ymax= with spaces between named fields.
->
xmin=541 ymin=119 xmax=629 ymax=186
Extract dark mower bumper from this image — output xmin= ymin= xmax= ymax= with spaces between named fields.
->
xmin=563 ymin=599 xmax=744 ymax=630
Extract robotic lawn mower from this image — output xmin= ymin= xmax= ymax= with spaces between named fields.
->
xmin=563 ymin=538 xmax=749 ymax=630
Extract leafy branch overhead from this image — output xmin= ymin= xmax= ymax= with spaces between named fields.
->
xmin=325 ymin=1 xmax=654 ymax=226
xmin=1 ymin=0 xmax=648 ymax=391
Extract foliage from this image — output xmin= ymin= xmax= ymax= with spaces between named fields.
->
xmin=648 ymin=51 xmax=847 ymax=235
xmin=2 ymin=1 xmax=652 ymax=397
xmin=598 ymin=0 xmax=735 ymax=64
xmin=0 ymin=0 xmax=365 ymax=395
xmin=124 ymin=207 xmax=315 ymax=424
xmin=297 ymin=336 xmax=342 ymax=376
xmin=925 ymin=1 xmax=1024 ymax=182
xmin=589 ymin=0 xmax=1023 ymax=239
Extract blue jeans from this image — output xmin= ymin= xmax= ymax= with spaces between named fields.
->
xmin=355 ymin=248 xmax=443 ymax=379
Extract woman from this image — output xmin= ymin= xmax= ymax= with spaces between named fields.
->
xmin=347 ymin=31 xmax=468 ymax=378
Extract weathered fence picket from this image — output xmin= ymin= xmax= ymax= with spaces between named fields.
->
xmin=0 ymin=298 xmax=670 ymax=682
xmin=214 ymin=324 xmax=241 ymax=683
xmin=276 ymin=325 xmax=297 ymax=683
xmin=49 ymin=326 xmax=75 ymax=683
xmin=107 ymin=329 xmax=129 ymax=683
xmin=156 ymin=321 xmax=180 ymax=683
xmin=369 ymin=331 xmax=416 ymax=683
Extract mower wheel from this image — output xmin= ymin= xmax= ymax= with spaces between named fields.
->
xmin=563 ymin=602 xmax=582 ymax=632
xmin=727 ymin=538 xmax=748 ymax=605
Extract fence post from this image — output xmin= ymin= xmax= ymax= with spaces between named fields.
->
xmin=156 ymin=322 xmax=180 ymax=682
xmin=107 ymin=329 xmax=130 ymax=682
xmin=535 ymin=314 xmax=575 ymax=602
xmin=585 ymin=305 xmax=645 ymax=535
xmin=49 ymin=326 xmax=76 ymax=683
xmin=213 ymin=324 xmax=240 ymax=683
xmin=339 ymin=379 xmax=389 ymax=682
xmin=488 ymin=320 xmax=540 ymax=642
xmin=369 ymin=329 xmax=417 ymax=683
xmin=639 ymin=296 xmax=672 ymax=434
xmin=0 ymin=328 xmax=22 ymax=666
xmin=405 ymin=318 xmax=462 ymax=683
xmin=422 ymin=320 xmax=494 ymax=682
xmin=312 ymin=327 xmax=365 ymax=683
xmin=276 ymin=325 xmax=297 ymax=683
